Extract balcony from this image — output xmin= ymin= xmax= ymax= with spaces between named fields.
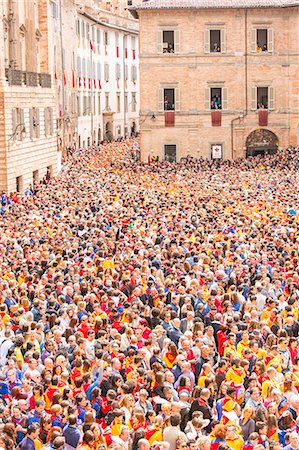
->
xmin=5 ymin=69 xmax=52 ymax=88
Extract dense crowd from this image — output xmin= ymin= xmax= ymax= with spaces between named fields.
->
xmin=0 ymin=141 xmax=299 ymax=450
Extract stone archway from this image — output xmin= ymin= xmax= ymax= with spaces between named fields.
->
xmin=246 ymin=129 xmax=279 ymax=157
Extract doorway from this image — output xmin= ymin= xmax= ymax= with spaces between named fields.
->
xmin=246 ymin=129 xmax=279 ymax=157
xmin=164 ymin=144 xmax=177 ymax=162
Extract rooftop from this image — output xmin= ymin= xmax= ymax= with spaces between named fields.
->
xmin=130 ymin=0 xmax=299 ymax=17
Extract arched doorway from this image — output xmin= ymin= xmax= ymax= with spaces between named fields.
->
xmin=246 ymin=129 xmax=279 ymax=157
xmin=105 ymin=122 xmax=113 ymax=141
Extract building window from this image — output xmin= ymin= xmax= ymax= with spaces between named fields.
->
xmin=117 ymin=93 xmax=121 ymax=113
xmin=158 ymin=87 xmax=180 ymax=111
xmin=132 ymin=93 xmax=136 ymax=112
xmin=205 ymin=87 xmax=227 ymax=110
xmin=252 ymin=86 xmax=274 ymax=110
xmin=257 ymin=87 xmax=268 ymax=109
xmin=211 ymin=88 xmax=222 ymax=110
xmin=97 ymin=29 xmax=101 ymax=44
xmin=104 ymin=31 xmax=109 ymax=46
xmin=205 ymin=28 xmax=226 ymax=53
xmin=131 ymin=66 xmax=137 ymax=84
xmin=116 ymin=63 xmax=121 ymax=80
xmin=158 ymin=30 xmax=180 ymax=54
xmin=252 ymin=28 xmax=273 ymax=52
xmin=164 ymin=88 xmax=175 ymax=110
xmin=257 ymin=29 xmax=268 ymax=52
xmin=50 ymin=1 xmax=58 ymax=19
xmin=210 ymin=30 xmax=221 ymax=52
xmin=77 ymin=95 xmax=81 ymax=116
xmin=44 ymin=107 xmax=51 ymax=135
xmin=124 ymin=93 xmax=128 ymax=113
xmin=163 ymin=31 xmax=174 ymax=53
xmin=98 ymin=94 xmax=101 ymax=114
xmin=104 ymin=63 xmax=109 ymax=82
xmin=105 ymin=93 xmax=109 ymax=110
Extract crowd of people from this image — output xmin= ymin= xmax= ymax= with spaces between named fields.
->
xmin=0 ymin=141 xmax=299 ymax=450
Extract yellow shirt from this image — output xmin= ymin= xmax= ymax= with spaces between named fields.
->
xmin=226 ymin=435 xmax=244 ymax=450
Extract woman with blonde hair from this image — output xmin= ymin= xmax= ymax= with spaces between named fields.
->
xmin=120 ymin=394 xmax=134 ymax=424
xmin=240 ymin=405 xmax=255 ymax=440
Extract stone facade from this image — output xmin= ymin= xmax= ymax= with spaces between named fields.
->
xmin=132 ymin=2 xmax=299 ymax=161
xmin=0 ymin=0 xmax=58 ymax=192
xmin=76 ymin=1 xmax=140 ymax=147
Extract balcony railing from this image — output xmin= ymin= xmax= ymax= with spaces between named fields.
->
xmin=5 ymin=69 xmax=52 ymax=88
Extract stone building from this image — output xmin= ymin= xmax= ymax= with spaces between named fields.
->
xmin=131 ymin=0 xmax=299 ymax=162
xmin=76 ymin=1 xmax=139 ymax=146
xmin=0 ymin=0 xmax=58 ymax=192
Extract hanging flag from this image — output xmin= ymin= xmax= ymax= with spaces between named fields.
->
xmin=94 ymin=78 xmax=96 ymax=89
xmin=116 ymin=46 xmax=119 ymax=58
xmin=88 ymin=78 xmax=91 ymax=89
xmin=132 ymin=49 xmax=136 ymax=60
xmin=63 ymin=71 xmax=66 ymax=86
xmin=54 ymin=65 xmax=57 ymax=80
xmin=79 ymin=76 xmax=81 ymax=87
xmin=84 ymin=77 xmax=86 ymax=88
xmin=98 ymin=80 xmax=102 ymax=89
xmin=72 ymin=71 xmax=75 ymax=88
xmin=125 ymin=48 xmax=128 ymax=58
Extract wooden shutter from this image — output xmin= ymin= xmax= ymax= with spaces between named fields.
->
xmin=221 ymin=29 xmax=226 ymax=53
xmin=158 ymin=87 xmax=164 ymax=111
xmin=251 ymin=86 xmax=257 ymax=110
xmin=268 ymin=28 xmax=274 ymax=52
xmin=175 ymin=87 xmax=180 ymax=111
xmin=174 ymin=30 xmax=180 ymax=54
xmin=29 ymin=108 xmax=34 ymax=139
xmin=204 ymin=29 xmax=210 ymax=53
xmin=222 ymin=87 xmax=228 ymax=110
xmin=157 ymin=30 xmax=163 ymax=54
xmin=44 ymin=108 xmax=48 ymax=136
xmin=205 ymin=87 xmax=210 ymax=110
xmin=12 ymin=109 xmax=16 ymax=141
xmin=20 ymin=108 xmax=25 ymax=139
xmin=268 ymin=86 xmax=274 ymax=110
xmin=50 ymin=107 xmax=53 ymax=135
xmin=251 ymin=29 xmax=257 ymax=52
xmin=36 ymin=108 xmax=40 ymax=138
